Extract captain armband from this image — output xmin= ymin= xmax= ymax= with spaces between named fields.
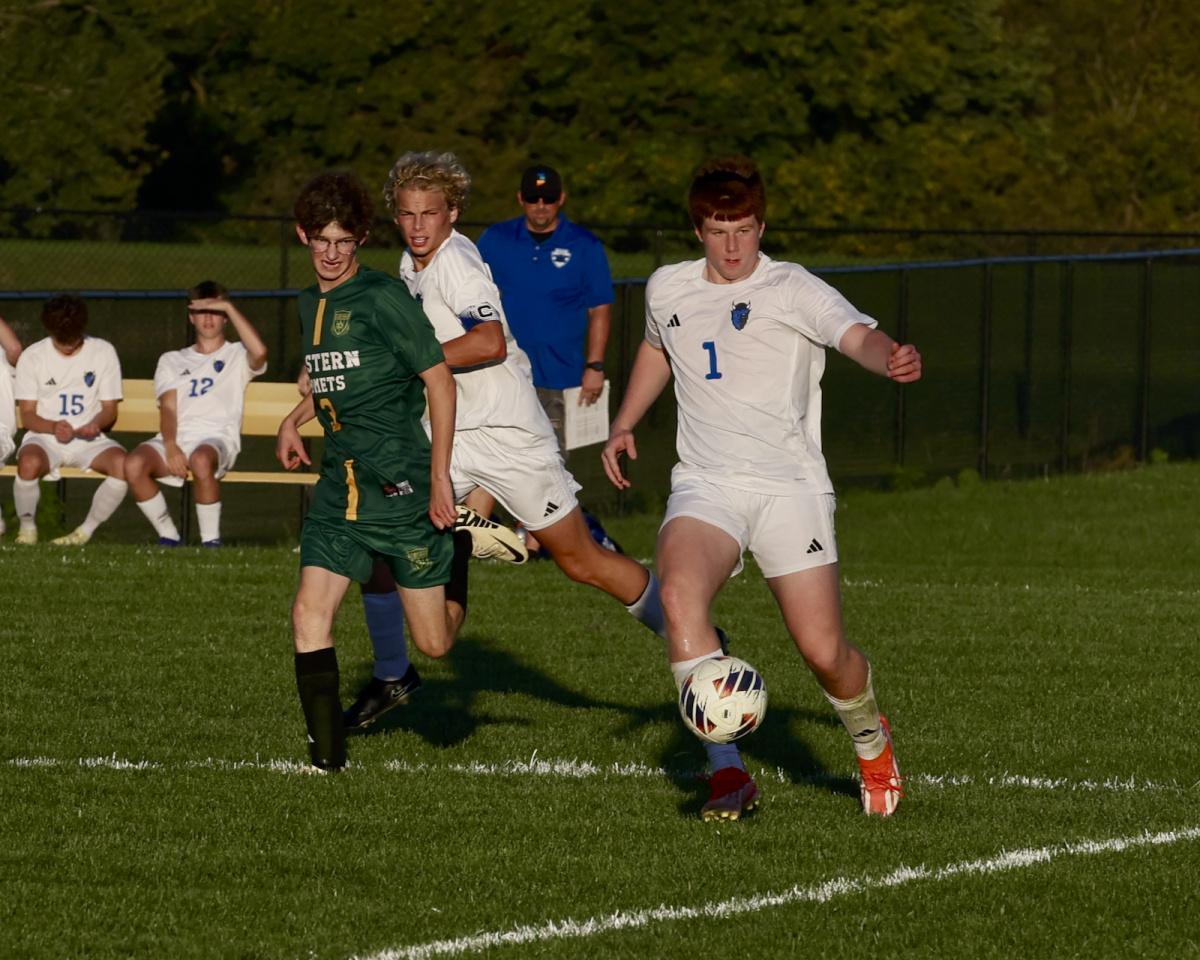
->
xmin=458 ymin=303 xmax=498 ymax=331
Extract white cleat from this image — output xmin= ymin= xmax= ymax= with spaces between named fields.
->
xmin=16 ymin=527 xmax=38 ymax=546
xmin=454 ymin=505 xmax=528 ymax=564
xmin=51 ymin=527 xmax=92 ymax=546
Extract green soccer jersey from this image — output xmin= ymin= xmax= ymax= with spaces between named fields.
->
xmin=299 ymin=266 xmax=446 ymax=524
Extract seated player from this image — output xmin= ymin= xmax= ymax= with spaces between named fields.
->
xmin=12 ymin=295 xmax=127 ymax=545
xmin=125 ymin=281 xmax=269 ymax=546
xmin=275 ymin=170 xmax=458 ymax=772
xmin=0 ymin=315 xmax=22 ymax=537
xmin=603 ymin=156 xmax=921 ymax=821
xmin=338 ymin=150 xmax=669 ymax=733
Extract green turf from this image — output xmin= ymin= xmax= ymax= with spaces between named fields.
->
xmin=2 ymin=464 xmax=1198 ymax=959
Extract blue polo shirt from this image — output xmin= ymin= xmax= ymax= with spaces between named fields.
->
xmin=478 ymin=214 xmax=614 ymax=389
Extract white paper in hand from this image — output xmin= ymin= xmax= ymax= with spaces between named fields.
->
xmin=563 ymin=380 xmax=610 ymax=450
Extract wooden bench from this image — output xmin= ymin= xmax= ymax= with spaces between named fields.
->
xmin=3 ymin=378 xmax=323 ymax=482
xmin=2 ymin=378 xmax=321 ymax=480
xmin=2 ymin=379 xmax=324 ymax=536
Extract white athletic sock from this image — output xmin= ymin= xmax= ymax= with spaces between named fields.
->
xmin=137 ymin=491 xmax=180 ymax=540
xmin=671 ymin=650 xmax=745 ymax=773
xmin=625 ymin=571 xmax=666 ymax=639
xmin=195 ymin=501 xmax=221 ymax=543
xmin=79 ymin=477 xmax=127 ymax=536
xmin=824 ymin=666 xmax=887 ymax=761
xmin=14 ymin=477 xmax=39 ymax=530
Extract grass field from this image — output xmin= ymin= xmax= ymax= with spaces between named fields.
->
xmin=3 ymin=464 xmax=1198 ymax=959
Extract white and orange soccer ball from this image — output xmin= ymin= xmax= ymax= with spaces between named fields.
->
xmin=678 ymin=656 xmax=768 ymax=744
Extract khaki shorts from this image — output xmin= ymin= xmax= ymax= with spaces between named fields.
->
xmin=662 ymin=472 xmax=838 ymax=578
xmin=299 ymin=515 xmax=453 ymax=588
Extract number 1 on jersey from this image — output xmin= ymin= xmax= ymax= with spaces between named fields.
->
xmin=702 ymin=341 xmax=722 ymax=380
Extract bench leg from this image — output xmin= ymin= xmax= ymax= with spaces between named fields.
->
xmin=180 ymin=484 xmax=192 ymax=545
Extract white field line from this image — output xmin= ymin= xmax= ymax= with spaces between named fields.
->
xmin=5 ymin=754 xmax=1197 ymax=794
xmin=351 ymin=825 xmax=1200 ymax=960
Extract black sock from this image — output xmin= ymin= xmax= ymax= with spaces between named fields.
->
xmin=444 ymin=530 xmax=472 ymax=612
xmin=294 ymin=647 xmax=346 ymax=770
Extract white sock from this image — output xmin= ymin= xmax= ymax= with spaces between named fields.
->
xmin=137 ymin=491 xmax=180 ymax=540
xmin=14 ymin=477 xmax=39 ymax=530
xmin=625 ymin=571 xmax=666 ymax=639
xmin=196 ymin=501 xmax=221 ymax=543
xmin=671 ymin=650 xmax=745 ymax=773
xmin=824 ymin=666 xmax=887 ymax=760
xmin=79 ymin=477 xmax=127 ymax=536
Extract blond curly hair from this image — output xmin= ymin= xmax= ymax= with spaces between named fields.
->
xmin=383 ymin=151 xmax=472 ymax=215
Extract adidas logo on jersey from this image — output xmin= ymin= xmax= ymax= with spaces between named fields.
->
xmin=805 ymin=538 xmax=824 ymax=554
xmin=543 ymin=500 xmax=560 ymax=518
xmin=45 ymin=378 xmax=57 ymax=386
xmin=667 ymin=314 xmax=681 ymax=327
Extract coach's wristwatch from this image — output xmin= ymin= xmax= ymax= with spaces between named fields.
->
xmin=584 ymin=361 xmax=605 ymax=372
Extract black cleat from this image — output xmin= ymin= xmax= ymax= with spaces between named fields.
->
xmin=715 ymin=627 xmax=731 ymax=655
xmin=343 ymin=665 xmax=423 ymax=730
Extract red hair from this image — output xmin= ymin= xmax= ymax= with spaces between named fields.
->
xmin=687 ymin=156 xmax=766 ymax=228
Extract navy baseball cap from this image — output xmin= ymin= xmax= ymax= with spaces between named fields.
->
xmin=520 ymin=165 xmax=563 ymax=203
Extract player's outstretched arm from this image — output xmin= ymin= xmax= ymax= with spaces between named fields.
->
xmin=276 ymin=394 xmax=315 ymax=469
xmin=837 ymin=325 xmax=923 ymax=384
xmin=602 ymin=340 xmax=672 ymax=489
xmin=418 ymin=360 xmax=457 ymax=530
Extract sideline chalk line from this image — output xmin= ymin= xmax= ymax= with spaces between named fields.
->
xmin=6 ymin=752 xmax=1196 ymax=794
xmin=350 ymin=824 xmax=1200 ymax=960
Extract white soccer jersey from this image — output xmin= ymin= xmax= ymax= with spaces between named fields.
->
xmin=645 ymin=254 xmax=877 ymax=495
xmin=14 ymin=336 xmax=123 ymax=428
xmin=153 ymin=341 xmax=266 ymax=453
xmin=0 ymin=356 xmax=16 ymax=459
xmin=400 ymin=230 xmax=552 ymax=437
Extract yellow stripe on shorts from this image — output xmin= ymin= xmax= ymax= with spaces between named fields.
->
xmin=344 ymin=458 xmax=358 ymax=521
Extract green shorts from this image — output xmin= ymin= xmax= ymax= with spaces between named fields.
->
xmin=299 ymin=515 xmax=452 ymax=588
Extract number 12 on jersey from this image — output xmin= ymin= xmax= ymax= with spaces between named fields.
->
xmin=702 ymin=341 xmax=723 ymax=380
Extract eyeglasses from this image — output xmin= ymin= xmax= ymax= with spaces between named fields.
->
xmin=308 ymin=235 xmax=359 ymax=254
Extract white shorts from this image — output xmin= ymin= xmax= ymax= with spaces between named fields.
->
xmin=18 ymin=432 xmax=124 ymax=480
xmin=138 ymin=435 xmax=236 ymax=488
xmin=451 ymin=425 xmax=581 ymax=531
xmin=662 ymin=471 xmax=838 ymax=578
xmin=0 ymin=432 xmax=13 ymax=465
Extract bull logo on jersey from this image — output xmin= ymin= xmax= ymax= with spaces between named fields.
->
xmin=213 ymin=360 xmax=225 ymax=373
xmin=332 ymin=310 xmax=352 ymax=336
xmin=84 ymin=371 xmax=95 ymax=387
xmin=551 ymin=247 xmax=572 ymax=268
xmin=731 ymin=302 xmax=751 ymax=331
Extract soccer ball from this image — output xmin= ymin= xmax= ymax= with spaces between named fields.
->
xmin=678 ymin=656 xmax=768 ymax=744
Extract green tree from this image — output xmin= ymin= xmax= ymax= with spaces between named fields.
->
xmin=0 ymin=1 xmax=166 ymax=230
xmin=1002 ymin=0 xmax=1200 ymax=232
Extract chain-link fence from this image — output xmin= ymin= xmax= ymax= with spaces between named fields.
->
xmin=3 ymin=211 xmax=1198 ymax=542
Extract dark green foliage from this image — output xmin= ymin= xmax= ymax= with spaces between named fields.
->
xmin=8 ymin=3 xmax=1200 ymax=243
